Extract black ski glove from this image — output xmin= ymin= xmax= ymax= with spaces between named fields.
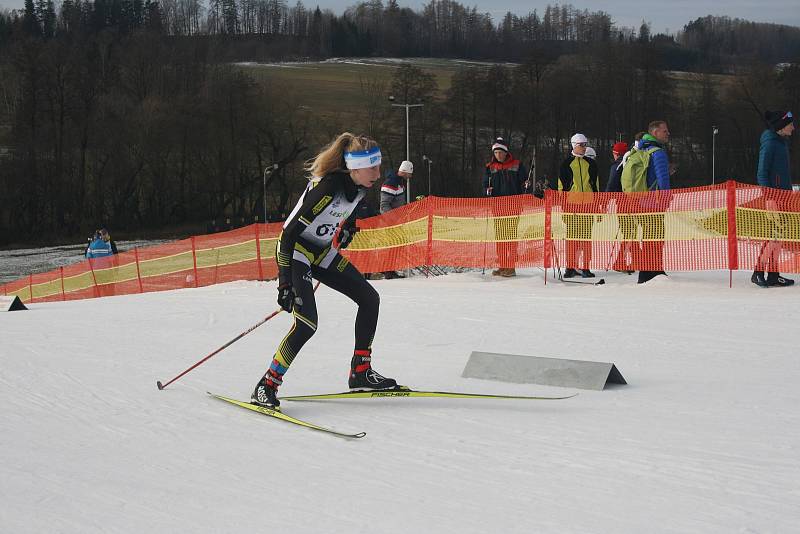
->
xmin=277 ymin=283 xmax=302 ymax=312
xmin=338 ymin=226 xmax=359 ymax=249
xmin=277 ymin=266 xmax=301 ymax=312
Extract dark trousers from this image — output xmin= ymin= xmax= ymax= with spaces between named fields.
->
xmin=273 ymin=255 xmax=379 ymax=369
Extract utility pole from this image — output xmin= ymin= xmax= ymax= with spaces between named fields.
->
xmin=389 ymin=95 xmax=424 ymax=204
xmin=423 ymin=155 xmax=433 ymax=195
xmin=263 ymin=163 xmax=278 ymax=224
xmin=712 ymin=126 xmax=719 ymax=185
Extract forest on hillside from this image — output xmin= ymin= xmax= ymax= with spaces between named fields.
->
xmin=0 ymin=1 xmax=799 ymax=244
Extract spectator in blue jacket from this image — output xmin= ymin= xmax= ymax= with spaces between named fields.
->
xmin=638 ymin=123 xmax=671 ymax=192
xmin=85 ymin=228 xmax=117 ymax=259
xmin=757 ymin=111 xmax=794 ymax=190
xmin=752 ymin=110 xmax=795 ymax=287
xmin=636 ymin=121 xmax=671 ymax=284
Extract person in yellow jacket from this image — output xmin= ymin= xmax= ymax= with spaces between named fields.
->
xmin=558 ymin=133 xmax=599 ymax=278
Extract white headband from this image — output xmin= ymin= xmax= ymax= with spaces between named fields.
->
xmin=344 ymin=146 xmax=382 ymax=170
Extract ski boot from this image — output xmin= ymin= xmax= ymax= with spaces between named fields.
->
xmin=562 ymin=268 xmax=579 ymax=278
xmin=751 ymin=271 xmax=769 ymax=288
xmin=767 ymin=272 xmax=795 ymax=287
xmin=251 ymin=372 xmax=281 ymax=410
xmin=349 ymin=349 xmax=398 ymax=391
xmin=580 ymin=269 xmax=595 ymax=278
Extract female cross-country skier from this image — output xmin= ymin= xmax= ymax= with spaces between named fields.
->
xmin=252 ymin=133 xmax=399 ymax=409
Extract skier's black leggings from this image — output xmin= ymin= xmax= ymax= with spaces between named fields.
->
xmin=272 ymin=255 xmax=379 ymax=369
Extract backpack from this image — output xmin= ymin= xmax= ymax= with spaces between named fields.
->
xmin=621 ymin=146 xmax=661 ymax=193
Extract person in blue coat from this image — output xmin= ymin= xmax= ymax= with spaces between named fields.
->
xmin=757 ymin=111 xmax=794 ymax=190
xmin=86 ymin=233 xmax=113 ymax=259
xmin=753 ymin=110 xmax=795 ymax=287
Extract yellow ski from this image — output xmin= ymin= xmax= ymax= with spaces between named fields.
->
xmin=208 ymin=392 xmax=366 ymax=439
xmin=281 ymin=387 xmax=577 ymax=402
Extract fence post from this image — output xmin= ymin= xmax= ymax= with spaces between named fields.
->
xmin=544 ymin=190 xmax=553 ymax=285
xmin=255 ymin=223 xmax=264 ymax=281
xmin=134 ymin=247 xmax=144 ymax=293
xmin=60 ymin=266 xmax=66 ymax=301
xmin=726 ymin=180 xmax=739 ymax=288
xmin=425 ymin=197 xmax=434 ymax=273
xmin=190 ymin=236 xmax=200 ymax=288
xmin=28 ymin=273 xmax=33 ymax=303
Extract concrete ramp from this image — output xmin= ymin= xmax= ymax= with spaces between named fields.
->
xmin=0 ymin=296 xmax=28 ymax=312
xmin=462 ymin=351 xmax=626 ymax=391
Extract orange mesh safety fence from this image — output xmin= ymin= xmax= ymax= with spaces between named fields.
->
xmin=2 ymin=181 xmax=799 ymax=303
xmin=735 ymin=183 xmax=800 ymax=274
xmin=2 ymin=224 xmax=282 ymax=304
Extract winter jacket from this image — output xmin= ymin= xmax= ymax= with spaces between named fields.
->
xmin=757 ymin=129 xmax=793 ymax=190
xmin=638 ymin=135 xmax=670 ymax=191
xmin=483 ymin=153 xmax=528 ymax=197
xmin=558 ymin=155 xmax=599 ymax=193
xmin=605 ymin=156 xmax=625 ymax=193
xmin=380 ymin=171 xmax=407 ymax=214
xmin=86 ymin=238 xmax=114 ymax=259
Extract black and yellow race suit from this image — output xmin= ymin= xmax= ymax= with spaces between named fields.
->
xmin=272 ymin=172 xmax=379 ymax=372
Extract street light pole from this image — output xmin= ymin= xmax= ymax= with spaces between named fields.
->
xmin=389 ymin=96 xmax=424 ymax=204
xmin=423 ymin=155 xmax=433 ymax=195
xmin=712 ymin=126 xmax=718 ymax=185
xmin=263 ymin=163 xmax=278 ymax=224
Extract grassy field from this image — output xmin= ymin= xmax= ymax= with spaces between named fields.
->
xmin=236 ymin=57 xmax=509 ymax=121
xmin=237 ymin=57 xmax=733 ymax=120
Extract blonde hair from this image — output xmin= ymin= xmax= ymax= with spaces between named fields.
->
xmin=305 ymin=132 xmax=378 ymax=178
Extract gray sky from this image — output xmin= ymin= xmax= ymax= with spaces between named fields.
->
xmin=1 ymin=0 xmax=798 ymax=35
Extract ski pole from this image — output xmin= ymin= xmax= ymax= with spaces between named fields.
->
xmin=157 ymin=281 xmax=320 ymax=390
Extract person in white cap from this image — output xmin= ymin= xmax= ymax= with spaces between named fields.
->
xmin=558 ymin=133 xmax=599 ymax=278
xmin=483 ymin=137 xmax=528 ymax=277
xmin=380 ymin=160 xmax=413 ymax=214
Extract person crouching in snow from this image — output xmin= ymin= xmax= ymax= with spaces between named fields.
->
xmin=252 ymin=133 xmax=399 ymax=409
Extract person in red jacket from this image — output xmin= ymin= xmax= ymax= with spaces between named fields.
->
xmin=482 ymin=137 xmax=528 ymax=277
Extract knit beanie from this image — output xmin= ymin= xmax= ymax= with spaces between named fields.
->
xmin=491 ymin=138 xmax=508 ymax=152
xmin=765 ymin=110 xmax=794 ymax=132
xmin=612 ymin=142 xmax=629 ymax=155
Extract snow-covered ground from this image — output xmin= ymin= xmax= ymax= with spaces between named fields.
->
xmin=1 ymin=270 xmax=799 ymax=533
